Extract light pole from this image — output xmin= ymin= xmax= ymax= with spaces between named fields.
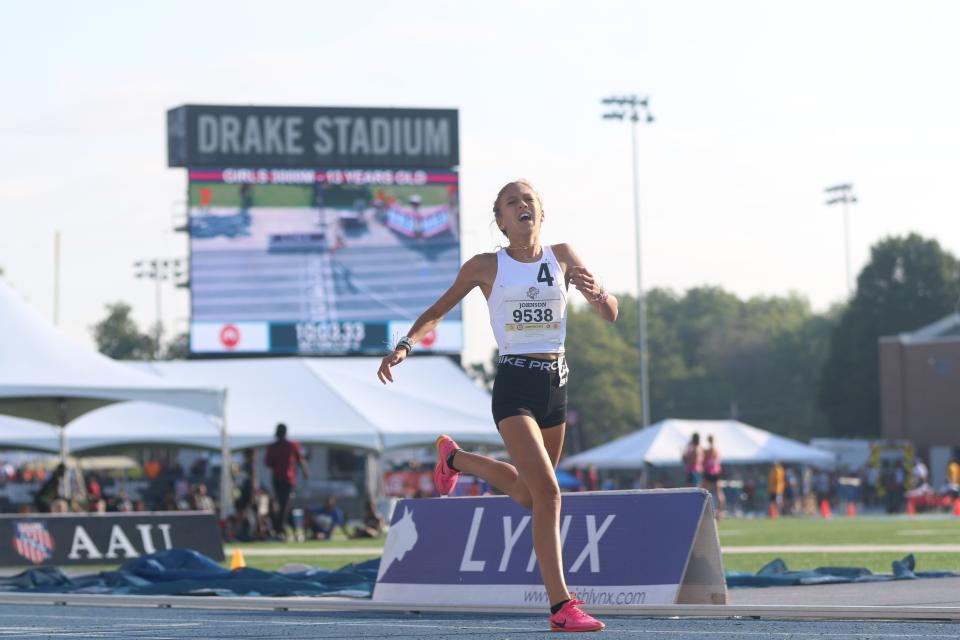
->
xmin=134 ymin=258 xmax=186 ymax=356
xmin=602 ymin=94 xmax=654 ymax=427
xmin=824 ymin=184 xmax=858 ymax=297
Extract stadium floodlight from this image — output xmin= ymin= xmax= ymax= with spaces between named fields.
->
xmin=132 ymin=257 xmax=187 ymax=355
xmin=824 ymin=183 xmax=858 ymax=297
xmin=601 ymin=94 xmax=655 ymax=428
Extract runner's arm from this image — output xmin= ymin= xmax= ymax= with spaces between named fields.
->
xmin=554 ymin=243 xmax=618 ymax=322
xmin=377 ymin=255 xmax=488 ymax=383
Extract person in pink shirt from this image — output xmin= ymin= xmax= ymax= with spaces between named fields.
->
xmin=702 ymin=434 xmax=726 ymax=513
xmin=682 ymin=432 xmax=704 ymax=487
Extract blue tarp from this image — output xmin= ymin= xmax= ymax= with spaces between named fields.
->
xmin=726 ymin=554 xmax=960 ymax=588
xmin=0 ymin=549 xmax=379 ymax=598
xmin=3 ymin=549 xmax=957 ymax=596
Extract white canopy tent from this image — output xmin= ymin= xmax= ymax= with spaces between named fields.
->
xmin=0 ymin=355 xmax=501 ymax=502
xmin=302 ymin=357 xmax=500 ymax=450
xmin=0 ymin=279 xmax=228 ymax=512
xmin=560 ymin=419 xmax=837 ymax=470
xmin=0 ymin=416 xmax=59 ymax=453
xmin=0 ymin=357 xmax=501 ymax=453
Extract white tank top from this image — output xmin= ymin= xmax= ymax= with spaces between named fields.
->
xmin=487 ymin=245 xmax=568 ymax=355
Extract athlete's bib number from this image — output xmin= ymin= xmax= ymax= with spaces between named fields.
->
xmin=512 ymin=307 xmax=555 ymax=323
xmin=501 ymin=287 xmax=563 ymax=350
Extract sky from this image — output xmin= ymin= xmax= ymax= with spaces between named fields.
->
xmin=1 ymin=0 xmax=958 ymax=366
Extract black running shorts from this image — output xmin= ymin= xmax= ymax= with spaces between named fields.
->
xmin=491 ymin=354 xmax=569 ymax=429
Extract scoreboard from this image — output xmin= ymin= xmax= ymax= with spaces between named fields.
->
xmin=169 ymin=105 xmax=462 ymax=355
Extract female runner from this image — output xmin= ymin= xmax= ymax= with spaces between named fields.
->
xmin=377 ymin=180 xmax=618 ymax=632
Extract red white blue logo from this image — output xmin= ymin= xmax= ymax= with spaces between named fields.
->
xmin=13 ymin=521 xmax=55 ymax=565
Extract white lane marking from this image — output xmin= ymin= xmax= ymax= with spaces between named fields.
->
xmin=896 ymin=529 xmax=948 ymax=536
xmin=604 ymin=632 xmax=960 ymax=638
xmin=223 ymin=547 xmax=382 ymax=556
xmin=1 ymin=619 xmax=959 ymax=638
xmin=724 ymin=544 xmax=960 ymax=553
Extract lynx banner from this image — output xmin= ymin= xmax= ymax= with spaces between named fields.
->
xmin=0 ymin=512 xmax=223 ymax=567
xmin=373 ymin=489 xmax=726 ymax=609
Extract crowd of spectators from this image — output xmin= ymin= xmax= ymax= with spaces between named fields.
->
xmin=5 ymin=434 xmax=958 ymax=529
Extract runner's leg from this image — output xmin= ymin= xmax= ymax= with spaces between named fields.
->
xmin=498 ymin=415 xmax=569 ymax=606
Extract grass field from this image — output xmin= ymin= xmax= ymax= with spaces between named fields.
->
xmin=718 ymin=515 xmax=960 ymax=546
xmin=216 ymin=515 xmax=960 ymax=575
xmin=718 ymin=514 xmax=960 ymax=573
xmin=5 ymin=515 xmax=958 ymax=576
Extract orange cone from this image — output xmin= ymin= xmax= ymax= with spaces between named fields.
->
xmin=846 ymin=502 xmax=857 ymax=518
xmin=819 ymin=498 xmax=832 ymax=519
xmin=906 ymin=500 xmax=916 ymax=516
xmin=953 ymin=498 xmax=960 ymax=517
xmin=768 ymin=502 xmax=779 ymax=519
xmin=229 ymin=548 xmax=246 ymax=570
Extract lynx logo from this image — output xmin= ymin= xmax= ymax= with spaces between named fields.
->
xmin=459 ymin=508 xmax=615 ymax=574
xmin=13 ymin=522 xmax=54 ymax=565
xmin=378 ymin=507 xmax=418 ymax=580
xmin=527 ymin=287 xmax=540 ymax=299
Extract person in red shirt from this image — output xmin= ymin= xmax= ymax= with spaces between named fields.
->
xmin=264 ymin=423 xmax=309 ymax=539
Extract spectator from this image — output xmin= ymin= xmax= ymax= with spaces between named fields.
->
xmin=862 ymin=464 xmax=879 ymax=507
xmin=189 ymin=455 xmax=209 ymax=481
xmin=893 ymin=463 xmax=906 ymax=511
xmin=814 ymin=469 xmax=830 ymax=504
xmin=143 ymin=459 xmax=162 ymax=480
xmin=351 ymin=498 xmax=386 ymax=539
xmin=702 ymin=435 xmax=725 ymax=514
xmin=310 ymin=496 xmax=349 ymax=540
xmin=159 ymin=486 xmax=179 ymax=512
xmin=946 ymin=458 xmax=960 ymax=498
xmin=682 ymin=433 xmax=703 ymax=487
xmin=254 ymin=489 xmax=275 ymax=540
xmin=264 ymin=423 xmax=310 ymax=539
xmin=234 ymin=449 xmax=259 ymax=539
xmin=768 ymin=461 xmax=786 ymax=512
xmin=192 ymin=483 xmax=216 ymax=513
xmin=34 ymin=464 xmax=66 ymax=513
xmin=112 ymin=489 xmax=133 ymax=512
xmin=86 ymin=473 xmax=106 ymax=513
xmin=784 ymin=467 xmax=798 ymax=514
xmin=174 ymin=478 xmax=192 ymax=509
xmin=912 ymin=457 xmax=929 ymax=489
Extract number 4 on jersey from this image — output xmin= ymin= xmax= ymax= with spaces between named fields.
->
xmin=537 ymin=263 xmax=555 ymax=287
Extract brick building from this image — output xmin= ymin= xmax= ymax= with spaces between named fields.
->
xmin=879 ymin=312 xmax=960 ymax=484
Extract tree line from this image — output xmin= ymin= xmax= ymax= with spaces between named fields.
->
xmin=91 ymin=233 xmax=959 ymax=448
xmin=560 ymin=233 xmax=960 ymax=449
xmin=471 ymin=233 xmax=959 ymax=449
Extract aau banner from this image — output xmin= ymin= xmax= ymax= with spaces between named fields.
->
xmin=0 ymin=512 xmax=223 ymax=567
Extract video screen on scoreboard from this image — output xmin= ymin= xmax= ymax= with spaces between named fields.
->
xmin=186 ymin=167 xmax=461 ymax=354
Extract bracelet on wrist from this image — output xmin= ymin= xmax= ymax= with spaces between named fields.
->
xmin=593 ymin=288 xmax=608 ymax=304
xmin=395 ymin=336 xmax=414 ymax=353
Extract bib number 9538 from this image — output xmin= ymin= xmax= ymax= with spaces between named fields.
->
xmin=512 ymin=308 xmax=555 ymax=323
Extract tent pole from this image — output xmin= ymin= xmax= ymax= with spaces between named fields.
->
xmin=217 ymin=391 xmax=232 ymax=520
xmin=366 ymin=451 xmax=384 ymax=504
xmin=366 ymin=433 xmax=385 ymax=505
xmin=57 ymin=397 xmax=70 ymax=499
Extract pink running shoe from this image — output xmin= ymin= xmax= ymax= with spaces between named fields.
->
xmin=549 ymin=598 xmax=605 ymax=632
xmin=433 ymin=434 xmax=461 ymax=496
